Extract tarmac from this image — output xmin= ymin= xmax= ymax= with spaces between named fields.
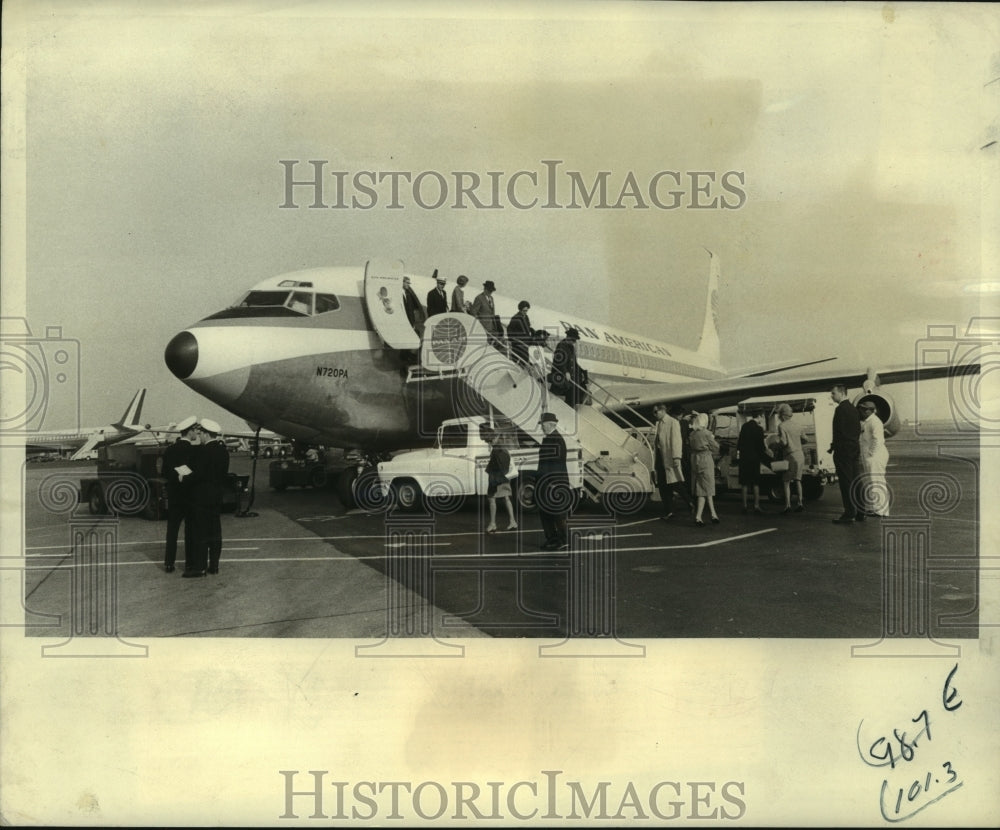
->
xmin=19 ymin=428 xmax=981 ymax=641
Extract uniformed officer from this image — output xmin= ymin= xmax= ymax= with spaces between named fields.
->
xmin=163 ymin=415 xmax=200 ymax=573
xmin=426 ymin=270 xmax=449 ymax=316
xmin=187 ymin=418 xmax=230 ymax=577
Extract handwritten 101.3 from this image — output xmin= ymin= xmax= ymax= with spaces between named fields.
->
xmin=856 ymin=664 xmax=964 ymax=823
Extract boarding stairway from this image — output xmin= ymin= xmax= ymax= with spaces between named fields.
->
xmin=408 ymin=313 xmax=657 ymax=507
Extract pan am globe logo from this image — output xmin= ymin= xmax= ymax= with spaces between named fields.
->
xmin=430 ymin=317 xmax=467 ymax=365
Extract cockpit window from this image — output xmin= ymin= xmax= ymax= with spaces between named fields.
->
xmin=315 ymin=293 xmax=340 ymax=314
xmin=203 ymin=289 xmax=340 ymax=320
xmin=241 ymin=291 xmax=291 ymax=308
xmin=286 ymin=292 xmax=313 ymax=315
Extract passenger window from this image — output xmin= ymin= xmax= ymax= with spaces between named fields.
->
xmin=315 ymin=293 xmax=340 ymax=314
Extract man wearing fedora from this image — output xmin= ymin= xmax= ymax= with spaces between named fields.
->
xmin=186 ymin=418 xmax=230 ymax=576
xmin=163 ymin=415 xmax=201 ymax=573
xmin=471 ymin=280 xmax=504 ymax=348
xmin=426 ymin=269 xmax=449 ymax=316
xmin=536 ymin=412 xmax=570 ymax=551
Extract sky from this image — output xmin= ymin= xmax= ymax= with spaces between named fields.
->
xmin=5 ymin=0 xmax=998 ymax=431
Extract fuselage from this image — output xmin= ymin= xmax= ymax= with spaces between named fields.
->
xmin=164 ymin=265 xmax=725 ymax=450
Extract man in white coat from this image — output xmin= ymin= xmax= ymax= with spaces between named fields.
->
xmin=653 ymin=404 xmax=693 ymax=519
xmin=858 ymin=401 xmax=890 ymax=517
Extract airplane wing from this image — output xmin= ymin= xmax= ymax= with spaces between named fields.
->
xmin=727 ymin=355 xmax=838 ymax=378
xmin=597 ymin=361 xmax=979 ymax=415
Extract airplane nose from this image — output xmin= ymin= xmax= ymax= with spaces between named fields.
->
xmin=164 ymin=331 xmax=198 ymax=380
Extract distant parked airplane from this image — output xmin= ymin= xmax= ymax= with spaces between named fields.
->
xmin=25 ymin=389 xmax=147 ymax=460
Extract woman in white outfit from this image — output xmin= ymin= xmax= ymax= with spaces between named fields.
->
xmin=858 ymin=401 xmax=890 ymax=517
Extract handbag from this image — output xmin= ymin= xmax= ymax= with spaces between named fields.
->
xmin=505 ymin=461 xmax=519 ymax=480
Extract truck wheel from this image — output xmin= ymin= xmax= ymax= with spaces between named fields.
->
xmin=88 ymin=488 xmax=105 ymax=515
xmin=392 ymin=479 xmax=423 ymax=512
xmin=352 ymin=469 xmax=391 ymax=512
xmin=337 ymin=468 xmax=357 ymax=508
xmin=309 ymin=466 xmax=328 ymax=489
xmin=515 ymin=476 xmax=537 ymax=511
xmin=802 ymin=476 xmax=824 ymax=501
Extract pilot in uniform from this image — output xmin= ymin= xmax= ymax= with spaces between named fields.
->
xmin=163 ymin=415 xmax=200 ymax=573
xmin=426 ymin=271 xmax=449 ymax=316
xmin=188 ymin=418 xmax=230 ymax=576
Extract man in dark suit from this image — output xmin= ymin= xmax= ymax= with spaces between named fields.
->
xmin=401 ymin=275 xmax=426 ymax=337
xmin=426 ymin=270 xmax=449 ymax=316
xmin=186 ymin=418 xmax=231 ymax=576
xmin=536 ymin=412 xmax=571 ymax=550
xmin=829 ymin=384 xmax=863 ymax=523
xmin=163 ymin=415 xmax=200 ymax=573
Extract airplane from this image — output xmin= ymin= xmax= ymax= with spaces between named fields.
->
xmin=25 ymin=388 xmax=148 ymax=461
xmin=163 ymin=255 xmax=978 ymax=504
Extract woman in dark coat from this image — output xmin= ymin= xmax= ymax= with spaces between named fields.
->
xmin=737 ymin=413 xmax=771 ymax=514
xmin=550 ymin=328 xmax=587 ymax=407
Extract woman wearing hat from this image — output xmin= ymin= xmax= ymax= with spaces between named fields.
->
xmin=859 ymin=400 xmax=890 ymax=517
xmin=776 ymin=403 xmax=806 ymax=514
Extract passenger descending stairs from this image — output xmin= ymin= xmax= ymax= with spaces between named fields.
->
xmin=410 ymin=313 xmax=655 ymax=506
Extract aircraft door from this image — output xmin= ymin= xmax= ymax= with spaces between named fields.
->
xmin=364 ymin=258 xmax=421 ymax=350
xmin=622 ymin=346 xmax=640 ymax=377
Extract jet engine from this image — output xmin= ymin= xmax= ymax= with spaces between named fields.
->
xmin=852 ymin=368 xmax=901 ymax=437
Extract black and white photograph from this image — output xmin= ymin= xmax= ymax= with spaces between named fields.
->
xmin=1 ymin=1 xmax=998 ymax=825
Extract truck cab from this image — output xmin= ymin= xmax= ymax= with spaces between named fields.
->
xmin=376 ymin=416 xmax=583 ymax=511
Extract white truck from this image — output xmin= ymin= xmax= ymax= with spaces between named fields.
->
xmin=712 ymin=394 xmax=837 ymax=502
xmin=375 ymin=416 xmax=583 ymax=511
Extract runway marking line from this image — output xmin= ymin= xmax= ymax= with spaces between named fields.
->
xmin=22 ymin=530 xmax=776 ymax=566
xmin=24 ymin=531 xmax=653 ymax=551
